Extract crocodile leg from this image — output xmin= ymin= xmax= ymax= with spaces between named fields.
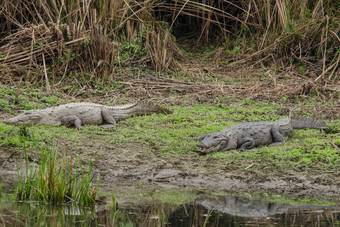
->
xmin=60 ymin=115 xmax=83 ymax=130
xmin=237 ymin=137 xmax=255 ymax=151
xmin=268 ymin=125 xmax=285 ymax=147
xmin=100 ymin=108 xmax=117 ymax=128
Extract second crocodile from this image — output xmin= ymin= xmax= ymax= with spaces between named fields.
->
xmin=4 ymin=102 xmax=171 ymax=130
xmin=195 ymin=117 xmax=328 ymax=153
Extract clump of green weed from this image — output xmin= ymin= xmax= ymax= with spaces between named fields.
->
xmin=0 ymin=99 xmax=10 ymax=111
xmin=16 ymin=146 xmax=100 ymax=206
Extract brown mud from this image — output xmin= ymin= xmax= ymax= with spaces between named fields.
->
xmin=0 ymin=67 xmax=339 ymax=202
xmin=0 ymin=134 xmax=339 ymax=200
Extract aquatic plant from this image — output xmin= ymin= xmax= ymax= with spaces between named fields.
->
xmin=15 ymin=145 xmax=100 ymax=206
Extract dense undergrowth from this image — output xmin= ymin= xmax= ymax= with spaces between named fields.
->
xmin=0 ymin=0 xmax=338 ymax=86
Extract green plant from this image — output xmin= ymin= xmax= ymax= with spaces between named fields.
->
xmin=40 ymin=96 xmax=61 ymax=105
xmin=0 ymin=98 xmax=9 ymax=109
xmin=15 ymin=145 xmax=100 ymax=206
xmin=226 ymin=46 xmax=240 ymax=54
xmin=299 ymin=66 xmax=307 ymax=75
xmin=16 ymin=148 xmax=36 ymax=201
xmin=203 ymin=209 xmax=213 ymax=227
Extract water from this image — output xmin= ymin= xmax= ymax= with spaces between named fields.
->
xmin=0 ymin=194 xmax=339 ymax=226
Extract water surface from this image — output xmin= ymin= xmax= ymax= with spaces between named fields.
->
xmin=0 ymin=194 xmax=339 ymax=226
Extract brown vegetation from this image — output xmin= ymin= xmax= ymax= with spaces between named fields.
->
xmin=0 ymin=0 xmax=339 ymax=87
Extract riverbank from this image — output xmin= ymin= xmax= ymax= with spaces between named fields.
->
xmin=0 ymin=67 xmax=339 ymax=203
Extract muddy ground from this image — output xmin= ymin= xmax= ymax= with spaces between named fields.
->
xmin=0 ymin=67 xmax=339 ymax=202
xmin=1 ymin=139 xmax=339 ymax=200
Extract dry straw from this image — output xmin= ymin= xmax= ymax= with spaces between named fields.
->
xmin=0 ymin=0 xmax=338 ymax=85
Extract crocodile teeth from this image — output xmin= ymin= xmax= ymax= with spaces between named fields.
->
xmin=197 ymin=142 xmax=226 ymax=153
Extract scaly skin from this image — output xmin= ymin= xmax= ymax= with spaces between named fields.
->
xmin=4 ymin=102 xmax=171 ymax=130
xmin=195 ymin=117 xmax=328 ymax=153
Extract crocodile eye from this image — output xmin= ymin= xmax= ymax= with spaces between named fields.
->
xmin=24 ymin=111 xmax=35 ymax=115
xmin=212 ymin=135 xmax=221 ymax=140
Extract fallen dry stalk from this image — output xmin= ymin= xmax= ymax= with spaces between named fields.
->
xmin=122 ymin=76 xmax=237 ymax=95
xmin=121 ymin=74 xmax=339 ymax=102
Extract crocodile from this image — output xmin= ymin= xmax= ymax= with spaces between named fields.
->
xmin=4 ymin=102 xmax=171 ymax=130
xmin=195 ymin=116 xmax=328 ymax=153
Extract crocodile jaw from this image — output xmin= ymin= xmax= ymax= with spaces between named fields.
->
xmin=196 ymin=133 xmax=229 ymax=153
xmin=4 ymin=111 xmax=42 ymax=125
xmin=197 ymin=140 xmax=229 ymax=153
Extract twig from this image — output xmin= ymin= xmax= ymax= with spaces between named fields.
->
xmin=330 ymin=140 xmax=339 ymax=151
xmin=42 ymin=53 xmax=51 ymax=93
xmin=314 ymin=57 xmax=340 ymax=82
xmin=322 ymin=16 xmax=329 ymax=74
xmin=245 ymin=163 xmax=254 ymax=169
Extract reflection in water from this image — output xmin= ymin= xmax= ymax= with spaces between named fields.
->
xmin=192 ymin=195 xmax=340 ymax=227
xmin=0 ymin=194 xmax=339 ymax=226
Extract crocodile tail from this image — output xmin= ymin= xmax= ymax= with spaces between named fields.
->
xmin=291 ymin=116 xmax=328 ymax=129
xmin=136 ymin=103 xmax=172 ymax=115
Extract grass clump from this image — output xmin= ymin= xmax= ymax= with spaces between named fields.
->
xmin=16 ymin=146 xmax=100 ymax=206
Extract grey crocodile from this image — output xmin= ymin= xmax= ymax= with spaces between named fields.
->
xmin=195 ymin=116 xmax=328 ymax=153
xmin=4 ymin=102 xmax=171 ymax=130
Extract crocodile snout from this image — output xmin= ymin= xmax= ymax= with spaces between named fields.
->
xmin=4 ymin=118 xmax=12 ymax=124
xmin=196 ymin=132 xmax=229 ymax=153
xmin=196 ymin=141 xmax=206 ymax=148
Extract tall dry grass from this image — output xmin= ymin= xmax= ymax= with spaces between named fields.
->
xmin=0 ymin=0 xmax=338 ymax=84
xmin=242 ymin=0 xmax=339 ymax=80
xmin=0 ymin=0 xmax=182 ymax=85
xmin=0 ymin=0 xmax=116 ymax=83
xmin=158 ymin=0 xmax=339 ymax=79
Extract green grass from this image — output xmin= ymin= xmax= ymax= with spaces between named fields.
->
xmin=1 ymin=97 xmax=337 ymax=171
xmin=16 ymin=145 xmax=100 ymax=206
xmin=0 ymin=84 xmax=63 ymax=114
xmin=0 ymin=123 xmax=82 ymax=150
xmin=109 ymin=103 xmax=280 ymax=154
xmin=107 ymin=103 xmax=338 ymax=161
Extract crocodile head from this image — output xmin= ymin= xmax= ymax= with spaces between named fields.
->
xmin=4 ymin=111 xmax=42 ymax=125
xmin=195 ymin=132 xmax=229 ymax=153
xmin=277 ymin=117 xmax=293 ymax=137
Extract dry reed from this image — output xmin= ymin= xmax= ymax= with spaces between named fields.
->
xmin=0 ymin=0 xmax=338 ymax=85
